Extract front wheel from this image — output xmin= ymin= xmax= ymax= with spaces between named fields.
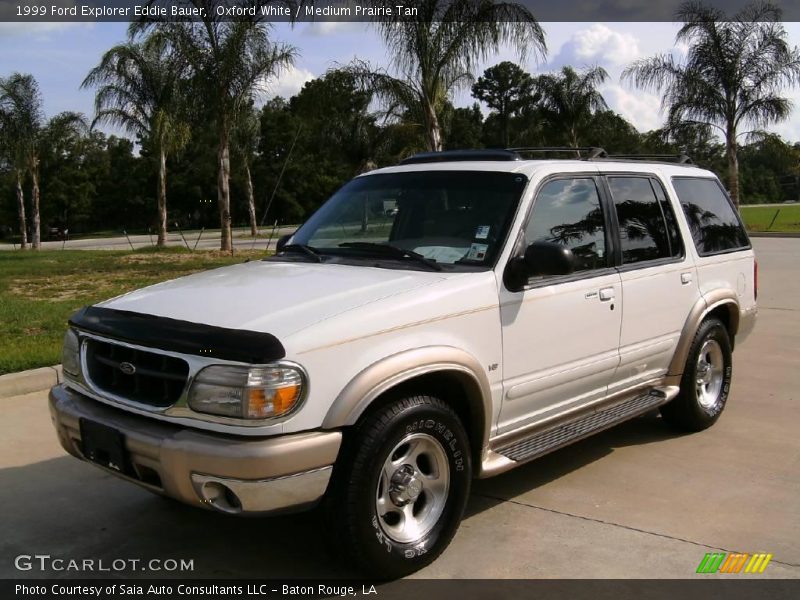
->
xmin=325 ymin=395 xmax=472 ymax=578
xmin=661 ymin=317 xmax=733 ymax=431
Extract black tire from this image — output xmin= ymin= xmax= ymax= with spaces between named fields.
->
xmin=324 ymin=395 xmax=472 ymax=579
xmin=660 ymin=318 xmax=733 ymax=432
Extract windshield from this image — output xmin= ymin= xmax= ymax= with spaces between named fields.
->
xmin=288 ymin=170 xmax=528 ymax=270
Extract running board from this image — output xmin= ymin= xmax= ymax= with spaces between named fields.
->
xmin=489 ymin=387 xmax=678 ymax=470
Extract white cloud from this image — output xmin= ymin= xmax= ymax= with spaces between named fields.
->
xmin=258 ymin=65 xmax=316 ymax=100
xmin=549 ymin=24 xmax=643 ymax=69
xmin=601 ymin=83 xmax=664 ymax=133
xmin=301 ymin=21 xmax=368 ymax=37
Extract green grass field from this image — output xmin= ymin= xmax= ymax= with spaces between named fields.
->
xmin=0 ymin=247 xmax=265 ymax=375
xmin=740 ymin=204 xmax=800 ymax=232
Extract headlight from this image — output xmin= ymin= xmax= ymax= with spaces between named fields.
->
xmin=188 ymin=363 xmax=306 ymax=420
xmin=61 ymin=329 xmax=80 ymax=378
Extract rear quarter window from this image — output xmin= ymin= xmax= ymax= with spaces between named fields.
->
xmin=671 ymin=177 xmax=750 ymax=255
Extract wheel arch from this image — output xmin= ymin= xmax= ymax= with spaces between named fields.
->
xmin=322 ymin=346 xmax=492 ymax=470
xmin=667 ymin=289 xmax=740 ymax=383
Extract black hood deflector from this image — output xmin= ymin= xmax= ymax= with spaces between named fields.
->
xmin=69 ymin=305 xmax=285 ymax=364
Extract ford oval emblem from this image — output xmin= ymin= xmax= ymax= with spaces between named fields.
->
xmin=119 ymin=361 xmax=136 ymax=375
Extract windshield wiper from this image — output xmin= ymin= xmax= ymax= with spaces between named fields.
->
xmin=339 ymin=242 xmax=443 ymax=271
xmin=280 ymin=244 xmax=323 ymax=263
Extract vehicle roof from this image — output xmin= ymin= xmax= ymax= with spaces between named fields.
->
xmin=364 ymin=159 xmax=718 ymax=181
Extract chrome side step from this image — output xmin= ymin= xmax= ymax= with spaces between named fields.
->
xmin=490 ymin=387 xmax=677 ymax=470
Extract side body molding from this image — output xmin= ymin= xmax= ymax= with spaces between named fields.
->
xmin=322 ymin=346 xmax=493 ymax=454
xmin=666 ymin=289 xmax=740 ymax=384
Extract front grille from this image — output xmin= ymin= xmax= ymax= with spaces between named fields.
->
xmin=84 ymin=338 xmax=189 ymax=408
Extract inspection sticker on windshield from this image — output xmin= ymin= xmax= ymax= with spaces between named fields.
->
xmin=474 ymin=225 xmax=491 ymax=239
xmin=466 ymin=243 xmax=489 ymax=261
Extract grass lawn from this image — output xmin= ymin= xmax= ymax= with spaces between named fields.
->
xmin=0 ymin=247 xmax=265 ymax=375
xmin=740 ymin=203 xmax=800 ymax=232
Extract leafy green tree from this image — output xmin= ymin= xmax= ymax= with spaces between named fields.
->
xmin=355 ymin=0 xmax=546 ymax=151
xmin=622 ymin=0 xmax=800 ymax=206
xmin=535 ymin=65 xmax=609 ymax=150
xmin=136 ymin=8 xmax=297 ymax=250
xmin=443 ymin=103 xmax=484 ymax=150
xmin=472 ymin=61 xmax=536 ymax=147
xmin=0 ymin=73 xmax=85 ymax=249
xmin=83 ymin=34 xmax=190 ymax=246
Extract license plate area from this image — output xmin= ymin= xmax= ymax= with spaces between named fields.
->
xmin=79 ymin=418 xmax=134 ymax=477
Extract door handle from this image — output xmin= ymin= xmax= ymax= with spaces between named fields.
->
xmin=681 ymin=272 xmax=693 ymax=285
xmin=599 ymin=287 xmax=615 ymax=301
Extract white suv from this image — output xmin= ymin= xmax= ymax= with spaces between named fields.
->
xmin=50 ymin=148 xmax=757 ymax=577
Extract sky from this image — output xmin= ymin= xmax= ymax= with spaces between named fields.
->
xmin=3 ymin=20 xmax=800 ymax=142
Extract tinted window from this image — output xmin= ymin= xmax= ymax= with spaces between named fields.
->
xmin=651 ymin=179 xmax=684 ymax=258
xmin=672 ymin=178 xmax=750 ymax=255
xmin=608 ymin=177 xmax=675 ymax=264
xmin=525 ymin=178 xmax=607 ymax=273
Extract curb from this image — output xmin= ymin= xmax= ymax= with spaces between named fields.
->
xmin=0 ymin=365 xmax=62 ymax=398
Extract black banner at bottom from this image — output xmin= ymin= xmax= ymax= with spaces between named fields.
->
xmin=4 ymin=579 xmax=800 ymax=600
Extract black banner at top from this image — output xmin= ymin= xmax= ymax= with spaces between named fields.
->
xmin=2 ymin=0 xmax=800 ymax=23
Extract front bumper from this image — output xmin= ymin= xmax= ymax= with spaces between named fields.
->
xmin=49 ymin=384 xmax=341 ymax=515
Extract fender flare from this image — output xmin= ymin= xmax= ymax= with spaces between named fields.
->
xmin=667 ymin=289 xmax=740 ymax=382
xmin=321 ymin=346 xmax=493 ymax=452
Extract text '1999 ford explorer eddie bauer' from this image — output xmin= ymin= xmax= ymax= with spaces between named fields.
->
xmin=50 ymin=148 xmax=757 ymax=577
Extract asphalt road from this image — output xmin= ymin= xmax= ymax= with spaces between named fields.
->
xmin=0 ymin=238 xmax=798 ymax=579
xmin=0 ymin=227 xmax=297 ymax=252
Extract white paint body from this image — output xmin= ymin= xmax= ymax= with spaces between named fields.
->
xmin=96 ymin=160 xmax=756 ymax=442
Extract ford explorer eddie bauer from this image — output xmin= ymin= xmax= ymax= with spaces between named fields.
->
xmin=50 ymin=148 xmax=757 ymax=577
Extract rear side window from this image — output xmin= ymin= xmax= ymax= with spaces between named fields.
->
xmin=607 ymin=177 xmax=682 ymax=264
xmin=672 ymin=177 xmax=750 ymax=255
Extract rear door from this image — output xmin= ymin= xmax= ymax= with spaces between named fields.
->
xmin=603 ymin=174 xmax=701 ymax=393
xmin=497 ymin=174 xmax=622 ymax=434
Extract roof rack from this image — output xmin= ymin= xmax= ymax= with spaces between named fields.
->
xmin=400 ymin=149 xmax=520 ymax=165
xmin=605 ymin=153 xmax=694 ymax=164
xmin=508 ymin=146 xmax=608 ymax=159
xmin=398 ymin=148 xmax=696 ymax=166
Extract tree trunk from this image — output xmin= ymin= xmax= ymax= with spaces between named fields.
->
xmin=726 ymin=126 xmax=740 ymax=208
xmin=245 ymin=163 xmax=257 ymax=237
xmin=157 ymin=147 xmax=168 ymax=247
xmin=30 ymin=160 xmax=41 ymax=250
xmin=425 ymin=102 xmax=443 ymax=152
xmin=15 ymin=169 xmax=27 ymax=249
xmin=218 ymin=129 xmax=233 ymax=252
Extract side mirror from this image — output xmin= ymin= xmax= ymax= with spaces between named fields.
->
xmin=503 ymin=241 xmax=575 ymax=291
xmin=275 ymin=234 xmax=291 ymax=253
xmin=524 ymin=241 xmax=575 ymax=277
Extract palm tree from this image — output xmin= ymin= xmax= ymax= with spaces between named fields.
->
xmin=355 ymin=0 xmax=546 ymax=152
xmin=232 ymin=103 xmax=261 ymax=237
xmin=0 ymin=94 xmax=28 ymax=248
xmin=83 ymin=34 xmax=190 ymax=247
xmin=535 ymin=65 xmax=609 ymax=150
xmin=622 ymin=0 xmax=800 ymax=206
xmin=0 ymin=73 xmax=85 ymax=249
xmin=134 ymin=7 xmax=297 ymax=251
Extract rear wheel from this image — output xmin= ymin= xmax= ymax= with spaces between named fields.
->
xmin=325 ymin=395 xmax=471 ymax=578
xmin=661 ymin=318 xmax=732 ymax=431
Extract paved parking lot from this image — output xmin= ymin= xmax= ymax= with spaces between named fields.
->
xmin=0 ymin=238 xmax=798 ymax=579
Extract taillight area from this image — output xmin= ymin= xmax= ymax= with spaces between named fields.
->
xmin=754 ymin=259 xmax=758 ymax=301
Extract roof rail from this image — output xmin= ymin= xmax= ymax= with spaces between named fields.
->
xmin=400 ymin=149 xmax=521 ymax=165
xmin=605 ymin=153 xmax=694 ymax=164
xmin=508 ymin=146 xmax=608 ymax=159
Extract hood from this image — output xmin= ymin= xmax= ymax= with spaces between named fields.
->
xmin=100 ymin=260 xmax=451 ymax=339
